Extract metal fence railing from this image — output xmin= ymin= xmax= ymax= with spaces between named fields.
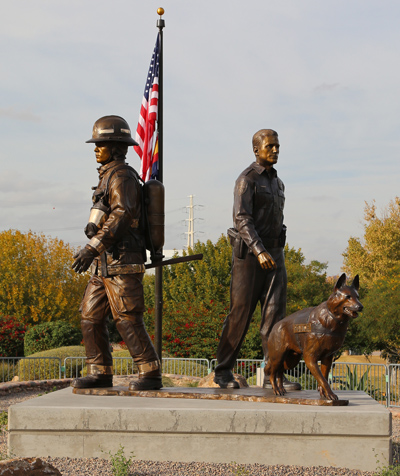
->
xmin=210 ymin=359 xmax=264 ymax=382
xmin=63 ymin=356 xmax=138 ymax=379
xmin=285 ymin=360 xmax=319 ymax=390
xmin=0 ymin=358 xmax=20 ymax=383
xmin=162 ymin=358 xmax=210 ymax=378
xmin=388 ymin=364 xmax=400 ymax=407
xmin=330 ymin=362 xmax=388 ymax=404
xmin=19 ymin=357 xmax=62 ymax=381
xmin=1 ymin=356 xmax=399 ymax=408
xmin=284 ymin=361 xmax=388 ymax=403
xmin=212 ymin=359 xmax=397 ymax=407
xmin=63 ymin=357 xmax=86 ymax=379
xmin=0 ymin=357 xmax=61 ymax=382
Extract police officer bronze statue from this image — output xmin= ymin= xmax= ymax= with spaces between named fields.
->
xmin=71 ymin=115 xmax=162 ymax=391
xmin=214 ymin=129 xmax=301 ymax=391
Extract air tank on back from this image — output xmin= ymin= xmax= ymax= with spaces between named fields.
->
xmin=143 ymin=179 xmax=165 ymax=261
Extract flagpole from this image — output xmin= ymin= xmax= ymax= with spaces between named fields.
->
xmin=155 ymin=7 xmax=165 ymax=362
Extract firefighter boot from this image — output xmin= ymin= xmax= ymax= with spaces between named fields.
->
xmin=116 ymin=319 xmax=162 ymax=391
xmin=72 ymin=320 xmax=113 ymax=388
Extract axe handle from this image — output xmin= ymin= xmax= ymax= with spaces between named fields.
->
xmin=145 ymin=253 xmax=203 ymax=270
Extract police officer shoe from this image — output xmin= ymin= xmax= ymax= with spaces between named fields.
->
xmin=129 ymin=376 xmax=163 ymax=391
xmin=214 ymin=372 xmax=240 ymax=389
xmin=71 ymin=374 xmax=113 ymax=389
xmin=263 ymin=374 xmax=301 ymax=391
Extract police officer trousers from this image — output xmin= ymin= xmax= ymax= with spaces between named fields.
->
xmin=215 ymin=247 xmax=287 ymax=374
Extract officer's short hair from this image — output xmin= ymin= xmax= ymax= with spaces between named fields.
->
xmin=252 ymin=129 xmax=278 ymax=150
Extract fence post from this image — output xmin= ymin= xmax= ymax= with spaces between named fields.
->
xmin=385 ymin=365 xmax=390 ymax=408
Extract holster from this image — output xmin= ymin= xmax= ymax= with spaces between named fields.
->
xmin=279 ymin=225 xmax=287 ymax=248
xmin=227 ymin=228 xmax=246 ymax=259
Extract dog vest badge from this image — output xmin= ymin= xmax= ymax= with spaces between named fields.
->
xmin=293 ymin=323 xmax=312 ymax=334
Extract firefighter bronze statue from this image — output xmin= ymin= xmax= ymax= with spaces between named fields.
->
xmin=214 ymin=129 xmax=301 ymax=391
xmin=71 ymin=115 xmax=163 ymax=391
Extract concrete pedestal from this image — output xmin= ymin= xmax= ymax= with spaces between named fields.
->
xmin=8 ymin=388 xmax=391 ymax=471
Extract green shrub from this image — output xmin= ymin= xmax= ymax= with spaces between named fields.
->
xmin=24 ymin=321 xmax=82 ymax=356
xmin=0 ymin=412 xmax=8 ymax=428
xmin=112 ymin=350 xmax=131 ymax=357
xmin=162 ymin=376 xmax=174 ymax=387
xmin=17 ymin=346 xmax=86 ymax=380
xmin=0 ymin=316 xmax=27 ymax=357
xmin=0 ymin=360 xmax=19 ymax=383
xmin=375 ymin=464 xmax=400 ymax=476
xmin=105 ymin=445 xmax=134 ymax=476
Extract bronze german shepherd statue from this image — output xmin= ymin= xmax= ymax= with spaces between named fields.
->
xmin=264 ymin=273 xmax=362 ymax=400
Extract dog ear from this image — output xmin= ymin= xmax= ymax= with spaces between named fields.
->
xmin=334 ymin=273 xmax=347 ymax=291
xmin=352 ymin=275 xmax=360 ymax=291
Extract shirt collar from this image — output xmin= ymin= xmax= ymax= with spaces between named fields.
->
xmin=251 ymin=161 xmax=277 ymax=178
xmin=98 ymin=159 xmax=125 ymax=178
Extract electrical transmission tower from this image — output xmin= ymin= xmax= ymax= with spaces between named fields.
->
xmin=184 ymin=195 xmax=204 ymax=249
xmin=185 ymin=195 xmax=195 ymax=249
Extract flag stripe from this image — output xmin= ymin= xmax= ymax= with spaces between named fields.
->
xmin=134 ymin=34 xmax=160 ymax=182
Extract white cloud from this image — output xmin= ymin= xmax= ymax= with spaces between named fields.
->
xmin=313 ymin=83 xmax=340 ymax=93
xmin=0 ymin=0 xmax=399 ymax=275
xmin=0 ymin=107 xmax=41 ymax=122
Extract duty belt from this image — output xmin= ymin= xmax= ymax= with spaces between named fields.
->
xmin=91 ymin=262 xmax=145 ymax=277
xmin=262 ymin=238 xmax=281 ymax=249
xmin=106 ymin=264 xmax=145 ymax=276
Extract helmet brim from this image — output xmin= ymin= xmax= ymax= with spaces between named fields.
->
xmin=86 ymin=136 xmax=139 ymax=146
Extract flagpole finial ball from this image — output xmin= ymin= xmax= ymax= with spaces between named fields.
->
xmin=157 ymin=7 xmax=164 ymax=16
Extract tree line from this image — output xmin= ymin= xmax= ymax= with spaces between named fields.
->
xmin=0 ymin=196 xmax=399 ymax=363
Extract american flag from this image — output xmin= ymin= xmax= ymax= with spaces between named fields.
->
xmin=134 ymin=34 xmax=160 ymax=182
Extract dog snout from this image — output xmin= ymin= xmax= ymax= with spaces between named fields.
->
xmin=350 ymin=302 xmax=363 ymax=314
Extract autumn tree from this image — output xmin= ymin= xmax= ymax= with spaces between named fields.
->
xmin=342 ymin=199 xmax=400 ymax=361
xmin=162 ymin=235 xmax=232 ymax=309
xmin=358 ymin=267 xmax=400 ymax=362
xmin=0 ymin=230 xmax=88 ymax=326
xmin=285 ymin=246 xmax=331 ymax=315
xmin=145 ymin=236 xmax=330 ymax=360
xmin=343 ymin=198 xmax=400 ymax=287
xmin=160 ymin=236 xmax=231 ymax=359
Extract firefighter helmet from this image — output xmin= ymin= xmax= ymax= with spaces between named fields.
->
xmin=86 ymin=115 xmax=138 ymax=146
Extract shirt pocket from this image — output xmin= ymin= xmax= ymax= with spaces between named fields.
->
xmin=254 ymin=185 xmax=273 ymax=209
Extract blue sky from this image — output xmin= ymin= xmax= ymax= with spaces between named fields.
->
xmin=1 ymin=1 xmax=399 ymax=275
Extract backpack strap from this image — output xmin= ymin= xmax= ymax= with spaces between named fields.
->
xmin=104 ymin=163 xmax=139 ymax=199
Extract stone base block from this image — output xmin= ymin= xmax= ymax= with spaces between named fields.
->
xmin=73 ymin=386 xmax=349 ymax=405
xmin=8 ymin=388 xmax=391 ymax=472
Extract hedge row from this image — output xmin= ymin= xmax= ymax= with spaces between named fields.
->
xmin=24 ymin=322 xmax=82 ymax=356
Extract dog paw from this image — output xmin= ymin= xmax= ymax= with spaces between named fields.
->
xmin=272 ymin=386 xmax=285 ymax=396
xmin=318 ymin=386 xmax=338 ymax=400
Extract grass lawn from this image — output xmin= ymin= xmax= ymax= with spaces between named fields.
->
xmin=336 ymin=354 xmax=387 ymax=365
